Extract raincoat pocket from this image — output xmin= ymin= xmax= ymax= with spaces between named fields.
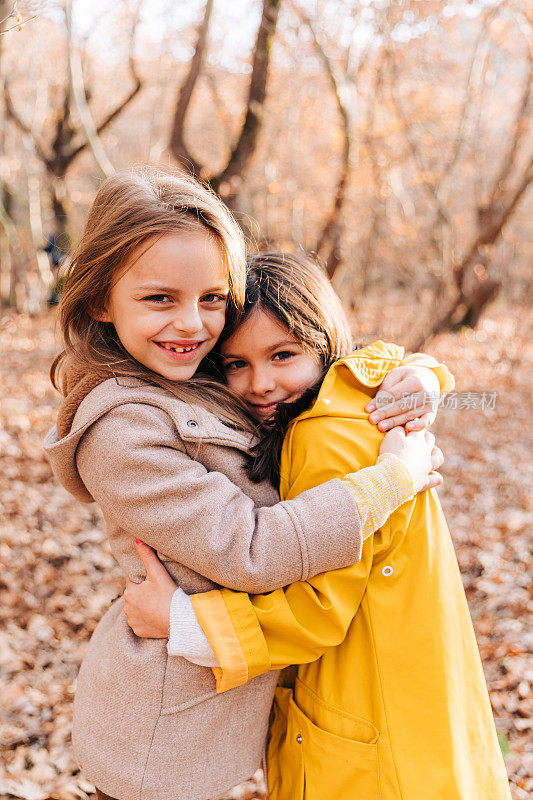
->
xmin=267 ymin=685 xmax=380 ymax=800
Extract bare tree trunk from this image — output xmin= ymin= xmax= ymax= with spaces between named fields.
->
xmin=291 ymin=4 xmax=358 ymax=278
xmin=359 ymin=53 xmax=386 ymax=295
xmin=4 ymin=3 xmax=141 ymax=239
xmin=213 ymin=0 xmax=282 ymax=198
xmin=65 ymin=0 xmax=115 ymax=179
xmin=168 ymin=0 xmax=214 ymax=175
xmin=0 ymin=0 xmax=21 ymax=309
xmin=0 ymin=184 xmax=22 ymax=308
xmin=49 ymin=178 xmax=71 ymax=246
xmin=23 ymin=136 xmax=54 ymax=296
xmin=169 ymin=0 xmax=283 ymax=208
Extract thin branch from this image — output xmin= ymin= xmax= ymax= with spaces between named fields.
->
xmin=213 ymin=0 xmax=282 ymax=192
xmin=291 ymin=2 xmax=369 ymax=276
xmin=385 ymin=46 xmax=454 ymax=232
xmin=385 ymin=45 xmax=457 ymax=285
xmin=0 ymin=3 xmax=14 ymax=26
xmin=65 ymin=0 xmax=114 ymax=178
xmin=293 ymin=5 xmax=350 ymax=254
xmin=413 ymin=148 xmax=533 ymax=349
xmin=66 ymin=5 xmax=142 ymax=168
xmin=204 ymin=70 xmax=234 ymax=142
xmin=169 ymin=0 xmax=214 ymax=174
xmin=359 ymin=52 xmax=387 ymax=294
xmin=473 ymin=152 xmax=533 ymax=252
xmin=486 ymin=46 xmax=532 ymax=208
xmin=0 ymin=13 xmax=35 ymax=33
xmin=3 ymin=79 xmax=49 ymax=164
xmin=434 ymin=11 xmax=497 ymax=198
xmin=0 ymin=0 xmax=36 ymax=34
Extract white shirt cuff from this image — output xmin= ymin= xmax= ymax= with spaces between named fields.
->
xmin=167 ymin=587 xmax=220 ymax=668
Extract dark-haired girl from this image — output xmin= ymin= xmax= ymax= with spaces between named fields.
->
xmin=126 ymin=252 xmax=509 ymax=800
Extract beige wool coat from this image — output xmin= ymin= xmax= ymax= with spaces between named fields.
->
xmin=44 ymin=377 xmax=367 ymax=800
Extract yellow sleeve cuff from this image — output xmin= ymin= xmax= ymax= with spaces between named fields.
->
xmin=342 ymin=453 xmax=415 ymax=539
xmin=191 ymin=590 xmax=249 ymax=693
xmin=401 ymin=353 xmax=455 ymax=394
xmin=191 ymin=589 xmax=272 ymax=694
xmin=220 ymin=589 xmax=272 ymax=682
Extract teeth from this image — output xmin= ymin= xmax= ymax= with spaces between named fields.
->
xmin=159 ymin=343 xmax=198 ymax=353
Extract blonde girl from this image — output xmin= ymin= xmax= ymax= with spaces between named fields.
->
xmin=126 ymin=252 xmax=510 ymax=800
xmin=45 ymin=171 xmax=445 ymax=800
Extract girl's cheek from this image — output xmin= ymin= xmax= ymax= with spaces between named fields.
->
xmin=216 ymin=313 xmax=227 ymax=335
xmin=226 ymin=373 xmax=246 ymax=395
xmin=299 ymin=360 xmax=322 ymax=389
xmin=225 ymin=374 xmax=239 ymax=391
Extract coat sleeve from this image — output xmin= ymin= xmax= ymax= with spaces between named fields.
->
xmin=191 ymin=543 xmax=376 ymax=692
xmin=75 ymin=403 xmax=365 ymax=594
xmin=189 ymin=358 xmax=425 ymax=692
xmin=188 ymin=352 xmax=453 ymax=690
xmin=190 ymin=408 xmax=397 ymax=693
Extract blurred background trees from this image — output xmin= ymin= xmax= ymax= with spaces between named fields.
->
xmin=1 ymin=7 xmax=532 ymax=797
xmin=0 ymin=0 xmax=531 ymax=346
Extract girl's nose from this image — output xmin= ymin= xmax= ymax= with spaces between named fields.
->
xmin=172 ymin=305 xmax=203 ymax=336
xmin=249 ymin=369 xmax=276 ymax=397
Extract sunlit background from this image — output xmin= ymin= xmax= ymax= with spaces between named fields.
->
xmin=0 ymin=2 xmax=531 ymax=798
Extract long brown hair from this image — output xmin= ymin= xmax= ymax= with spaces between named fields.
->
xmin=51 ymin=167 xmax=256 ymax=430
xmin=225 ymin=251 xmax=354 ymax=483
xmin=222 ymin=251 xmax=353 ymax=361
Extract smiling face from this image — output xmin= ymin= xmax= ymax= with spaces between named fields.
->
xmin=221 ymin=308 xmax=323 ymax=420
xmin=99 ymin=232 xmax=229 ymax=381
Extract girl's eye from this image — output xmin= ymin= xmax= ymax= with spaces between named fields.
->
xmin=224 ymin=359 xmax=247 ymax=371
xmin=143 ymin=294 xmax=173 ymax=304
xmin=272 ymin=351 xmax=297 ymax=362
xmin=202 ymin=294 xmax=227 ymax=304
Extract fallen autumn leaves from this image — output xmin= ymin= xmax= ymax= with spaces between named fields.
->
xmin=0 ymin=304 xmax=531 ymax=799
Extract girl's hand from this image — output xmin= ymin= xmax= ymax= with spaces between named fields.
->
xmin=380 ymin=427 xmax=444 ymax=493
xmin=365 ymin=366 xmax=441 ymax=432
xmin=123 ymin=540 xmax=177 ymax=638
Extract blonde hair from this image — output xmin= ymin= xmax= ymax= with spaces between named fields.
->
xmin=51 ymin=167 xmax=255 ymax=429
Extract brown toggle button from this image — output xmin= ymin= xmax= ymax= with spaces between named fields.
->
xmin=296 ymin=734 xmax=303 ymax=744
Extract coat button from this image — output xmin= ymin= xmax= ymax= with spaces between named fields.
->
xmin=382 ymin=565 xmax=393 ymax=577
xmin=186 ymin=420 xmax=199 ymax=429
xmin=296 ymin=734 xmax=303 ymax=744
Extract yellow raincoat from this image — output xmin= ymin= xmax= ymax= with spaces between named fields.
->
xmin=192 ymin=342 xmax=510 ymax=800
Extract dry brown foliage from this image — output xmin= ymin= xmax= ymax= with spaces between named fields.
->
xmin=0 ymin=301 xmax=531 ymax=799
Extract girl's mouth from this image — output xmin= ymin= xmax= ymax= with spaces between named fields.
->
xmin=154 ymin=341 xmax=204 ymax=361
xmin=249 ymin=401 xmax=280 ymax=418
xmin=249 ymin=391 xmax=302 ymax=418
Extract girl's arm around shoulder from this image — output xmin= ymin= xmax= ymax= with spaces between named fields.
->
xmin=366 ymin=351 xmax=455 ymax=432
xmin=400 ymin=352 xmax=455 ymax=394
xmin=75 ymin=401 xmax=365 ymax=593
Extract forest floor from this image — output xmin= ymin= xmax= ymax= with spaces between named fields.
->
xmin=0 ymin=302 xmax=531 ymax=800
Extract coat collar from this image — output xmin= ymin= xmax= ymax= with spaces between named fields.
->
xmin=51 ymin=376 xmax=257 ymax=455
xmin=44 ymin=377 xmax=258 ymax=504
